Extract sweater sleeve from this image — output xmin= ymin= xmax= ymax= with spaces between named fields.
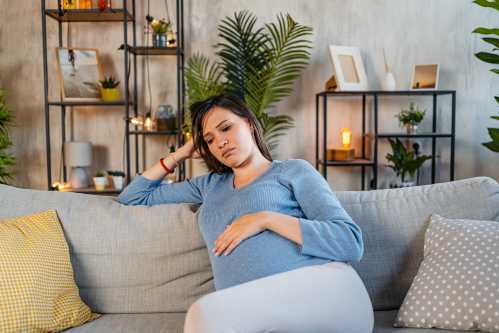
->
xmin=117 ymin=173 xmax=214 ymax=206
xmin=282 ymin=159 xmax=364 ymax=262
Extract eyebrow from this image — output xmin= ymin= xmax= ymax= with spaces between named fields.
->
xmin=203 ymin=120 xmax=229 ymax=139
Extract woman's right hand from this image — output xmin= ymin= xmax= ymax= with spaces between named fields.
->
xmin=175 ymin=137 xmax=200 ymax=161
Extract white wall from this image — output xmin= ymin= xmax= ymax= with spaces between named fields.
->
xmin=1 ymin=0 xmax=497 ymax=190
xmin=186 ymin=0 xmax=498 ymax=190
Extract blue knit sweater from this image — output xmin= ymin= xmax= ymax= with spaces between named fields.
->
xmin=117 ymin=159 xmax=364 ymax=290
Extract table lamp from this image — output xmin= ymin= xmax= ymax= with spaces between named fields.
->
xmin=64 ymin=141 xmax=92 ymax=189
xmin=327 ymin=128 xmax=355 ymax=161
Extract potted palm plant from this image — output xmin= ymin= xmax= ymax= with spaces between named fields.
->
xmin=184 ymin=11 xmax=313 ymax=152
xmin=472 ymin=0 xmax=499 ymax=152
xmin=0 ymin=89 xmax=15 ymax=184
xmin=386 ymin=138 xmax=432 ymax=188
xmin=99 ymin=76 xmax=120 ymax=102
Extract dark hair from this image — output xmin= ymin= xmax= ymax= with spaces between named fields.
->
xmin=190 ymin=93 xmax=272 ymax=174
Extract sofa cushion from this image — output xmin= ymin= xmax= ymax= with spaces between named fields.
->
xmin=337 ymin=177 xmax=499 ymax=310
xmin=62 ymin=313 xmax=186 ymax=333
xmin=0 ymin=184 xmax=215 ymax=314
xmin=0 ymin=209 xmax=100 ymax=332
xmin=394 ymin=214 xmax=499 ymax=332
xmin=374 ymin=310 xmax=473 ymax=333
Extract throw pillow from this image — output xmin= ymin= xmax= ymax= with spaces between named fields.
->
xmin=0 ymin=209 xmax=100 ymax=332
xmin=393 ymin=214 xmax=499 ymax=332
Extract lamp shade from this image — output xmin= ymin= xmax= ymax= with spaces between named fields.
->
xmin=64 ymin=141 xmax=92 ymax=167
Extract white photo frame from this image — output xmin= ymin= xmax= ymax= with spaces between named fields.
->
xmin=410 ymin=64 xmax=439 ymax=90
xmin=328 ymin=45 xmax=368 ymax=91
xmin=56 ymin=47 xmax=104 ymax=101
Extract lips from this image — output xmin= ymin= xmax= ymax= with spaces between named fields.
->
xmin=222 ymin=148 xmax=236 ymax=158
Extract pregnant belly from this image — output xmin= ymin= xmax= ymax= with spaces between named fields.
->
xmin=210 ymin=230 xmax=316 ymax=289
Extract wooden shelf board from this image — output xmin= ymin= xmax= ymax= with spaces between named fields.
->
xmin=319 ymin=159 xmax=374 ymax=166
xmin=45 ymin=8 xmax=133 ymax=22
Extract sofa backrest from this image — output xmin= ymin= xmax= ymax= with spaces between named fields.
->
xmin=337 ymin=176 xmax=499 ymax=311
xmin=2 ymin=176 xmax=498 ymax=313
xmin=0 ymin=185 xmax=214 ymax=314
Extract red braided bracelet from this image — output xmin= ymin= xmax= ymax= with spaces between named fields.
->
xmin=159 ymin=157 xmax=173 ymax=174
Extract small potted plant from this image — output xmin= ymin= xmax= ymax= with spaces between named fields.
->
xmin=107 ymin=170 xmax=125 ymax=190
xmin=386 ymin=138 xmax=432 ymax=188
xmin=395 ymin=102 xmax=426 ymax=134
xmin=99 ymin=76 xmax=120 ymax=102
xmin=93 ymin=171 xmax=108 ymax=191
xmin=151 ymin=19 xmax=169 ymax=47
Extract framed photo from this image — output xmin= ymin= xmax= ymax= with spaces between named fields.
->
xmin=56 ymin=47 xmax=104 ymax=101
xmin=410 ymin=64 xmax=439 ymax=90
xmin=328 ymin=45 xmax=368 ymax=91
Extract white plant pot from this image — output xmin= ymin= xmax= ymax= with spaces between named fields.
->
xmin=112 ymin=176 xmax=124 ymax=190
xmin=93 ymin=177 xmax=108 ymax=191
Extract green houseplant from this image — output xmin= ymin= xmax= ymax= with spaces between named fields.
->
xmin=0 ymin=89 xmax=15 ymax=184
xmin=107 ymin=170 xmax=125 ymax=190
xmin=472 ymin=0 xmax=499 ymax=152
xmin=386 ymin=138 xmax=432 ymax=187
xmin=184 ymin=11 xmax=313 ymax=151
xmin=93 ymin=171 xmax=107 ymax=191
xmin=99 ymin=76 xmax=120 ymax=102
xmin=396 ymin=102 xmax=426 ymax=134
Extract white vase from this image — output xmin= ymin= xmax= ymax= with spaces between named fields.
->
xmin=382 ymin=72 xmax=396 ymax=91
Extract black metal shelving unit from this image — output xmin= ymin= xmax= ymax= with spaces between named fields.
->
xmin=41 ymin=0 xmax=186 ymax=193
xmin=315 ymin=90 xmax=456 ymax=190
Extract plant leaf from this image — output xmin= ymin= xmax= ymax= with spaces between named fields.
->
xmin=488 ymin=127 xmax=499 ymax=141
xmin=473 ymin=0 xmax=499 ymax=11
xmin=473 ymin=27 xmax=499 ymax=35
xmin=475 ymin=51 xmax=499 ymax=64
xmin=184 ymin=53 xmax=226 ymax=133
xmin=483 ymin=37 xmax=499 ymax=48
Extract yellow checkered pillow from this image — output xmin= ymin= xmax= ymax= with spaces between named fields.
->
xmin=0 ymin=209 xmax=100 ymax=332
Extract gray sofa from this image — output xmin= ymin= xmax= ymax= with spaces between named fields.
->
xmin=1 ymin=176 xmax=498 ymax=333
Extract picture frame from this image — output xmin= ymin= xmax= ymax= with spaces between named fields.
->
xmin=410 ymin=64 xmax=439 ymax=90
xmin=55 ymin=47 xmax=104 ymax=101
xmin=328 ymin=45 xmax=369 ymax=91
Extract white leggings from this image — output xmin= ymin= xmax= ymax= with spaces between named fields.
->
xmin=184 ymin=261 xmax=374 ymax=333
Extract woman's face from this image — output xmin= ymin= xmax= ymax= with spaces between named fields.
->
xmin=202 ymin=106 xmax=256 ymax=168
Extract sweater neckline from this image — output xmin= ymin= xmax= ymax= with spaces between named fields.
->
xmin=230 ymin=160 xmax=279 ymax=192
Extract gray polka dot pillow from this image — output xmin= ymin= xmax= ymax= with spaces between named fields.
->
xmin=394 ymin=214 xmax=499 ymax=332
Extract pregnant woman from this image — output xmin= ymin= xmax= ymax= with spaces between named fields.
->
xmin=118 ymin=94 xmax=374 ymax=333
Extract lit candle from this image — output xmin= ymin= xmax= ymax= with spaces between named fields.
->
xmin=341 ymin=128 xmax=352 ymax=149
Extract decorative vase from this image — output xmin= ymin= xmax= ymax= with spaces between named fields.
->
xmin=390 ymin=173 xmax=416 ymax=188
xmin=93 ymin=176 xmax=107 ymax=191
xmin=382 ymin=72 xmax=396 ymax=91
xmin=153 ymin=33 xmax=167 ymax=48
xmin=404 ymin=123 xmax=418 ymax=135
xmin=156 ymin=104 xmax=177 ymax=131
xmin=101 ymin=88 xmax=120 ymax=101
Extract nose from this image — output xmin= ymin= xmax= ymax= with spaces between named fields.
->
xmin=217 ymin=138 xmax=228 ymax=149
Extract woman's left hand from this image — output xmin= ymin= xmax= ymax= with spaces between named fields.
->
xmin=213 ymin=211 xmax=271 ymax=256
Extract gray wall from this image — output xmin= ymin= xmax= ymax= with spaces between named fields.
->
xmin=1 ymin=0 xmax=497 ymax=190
